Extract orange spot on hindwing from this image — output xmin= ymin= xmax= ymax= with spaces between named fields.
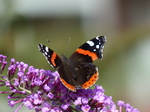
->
xmin=76 ymin=48 xmax=98 ymax=61
xmin=81 ymin=73 xmax=99 ymax=89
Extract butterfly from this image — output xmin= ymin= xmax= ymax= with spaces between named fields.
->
xmin=38 ymin=36 xmax=106 ymax=92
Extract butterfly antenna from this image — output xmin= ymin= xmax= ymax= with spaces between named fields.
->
xmin=47 ymin=39 xmax=63 ymax=55
xmin=64 ymin=37 xmax=71 ymax=54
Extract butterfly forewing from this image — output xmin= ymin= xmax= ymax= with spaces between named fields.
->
xmin=38 ymin=44 xmax=62 ymax=68
xmin=69 ymin=36 xmax=106 ymax=63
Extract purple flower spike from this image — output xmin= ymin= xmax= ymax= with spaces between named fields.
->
xmin=0 ymin=54 xmax=139 ymax=112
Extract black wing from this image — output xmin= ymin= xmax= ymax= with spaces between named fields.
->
xmin=69 ymin=36 xmax=106 ymax=63
xmin=38 ymin=44 xmax=62 ymax=68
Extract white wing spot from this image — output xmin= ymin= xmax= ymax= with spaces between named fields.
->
xmin=96 ymin=45 xmax=99 ymax=49
xmin=96 ymin=67 xmax=98 ymax=71
xmin=96 ymin=36 xmax=100 ymax=40
xmin=87 ymin=41 xmax=94 ymax=46
xmin=45 ymin=47 xmax=49 ymax=52
xmin=44 ymin=52 xmax=48 ymax=55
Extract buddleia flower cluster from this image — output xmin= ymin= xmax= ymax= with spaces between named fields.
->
xmin=0 ymin=54 xmax=139 ymax=112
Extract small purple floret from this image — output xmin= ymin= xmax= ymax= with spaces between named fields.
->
xmin=81 ymin=104 xmax=91 ymax=112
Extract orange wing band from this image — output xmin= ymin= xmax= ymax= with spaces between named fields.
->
xmin=76 ymin=48 xmax=98 ymax=61
xmin=50 ymin=52 xmax=57 ymax=67
xmin=60 ymin=78 xmax=76 ymax=92
xmin=81 ymin=72 xmax=99 ymax=89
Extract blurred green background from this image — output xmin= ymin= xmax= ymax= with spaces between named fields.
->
xmin=0 ymin=0 xmax=150 ymax=112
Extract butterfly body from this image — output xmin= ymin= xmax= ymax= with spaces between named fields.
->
xmin=38 ymin=36 xmax=106 ymax=91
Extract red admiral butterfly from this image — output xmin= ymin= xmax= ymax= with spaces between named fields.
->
xmin=38 ymin=36 xmax=106 ymax=92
